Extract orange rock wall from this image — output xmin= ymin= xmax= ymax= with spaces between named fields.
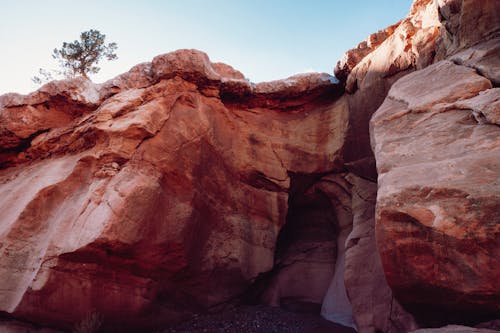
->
xmin=0 ymin=0 xmax=499 ymax=332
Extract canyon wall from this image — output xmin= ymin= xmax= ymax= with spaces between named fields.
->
xmin=335 ymin=0 xmax=500 ymax=330
xmin=370 ymin=0 xmax=500 ymax=327
xmin=0 ymin=52 xmax=349 ymax=331
xmin=0 ymin=0 xmax=499 ymax=332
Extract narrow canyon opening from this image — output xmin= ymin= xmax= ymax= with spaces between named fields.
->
xmin=243 ymin=172 xmax=356 ymax=328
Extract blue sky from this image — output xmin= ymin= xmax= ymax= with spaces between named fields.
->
xmin=0 ymin=0 xmax=413 ymax=94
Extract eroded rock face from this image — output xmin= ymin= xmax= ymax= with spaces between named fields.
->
xmin=343 ymin=175 xmax=417 ymax=333
xmin=410 ymin=325 xmax=500 ymax=333
xmin=334 ymin=0 xmax=500 ymax=329
xmin=0 ymin=49 xmax=348 ymax=331
xmin=339 ymin=0 xmax=441 ymax=181
xmin=435 ymin=0 xmax=500 ymax=60
xmin=371 ymin=50 xmax=500 ymax=326
xmin=323 ymin=0 xmax=442 ymax=331
xmin=1 ymin=0 xmax=499 ymax=331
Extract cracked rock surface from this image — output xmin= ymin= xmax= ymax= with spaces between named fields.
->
xmin=371 ymin=30 xmax=500 ymax=329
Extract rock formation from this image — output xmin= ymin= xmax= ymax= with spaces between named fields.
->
xmin=410 ymin=325 xmax=499 ymax=333
xmin=0 ymin=0 xmax=499 ymax=332
xmin=0 ymin=50 xmax=350 ymax=332
xmin=323 ymin=0 xmax=442 ymax=331
xmin=369 ymin=0 xmax=500 ymax=328
xmin=371 ymin=59 xmax=499 ymax=326
xmin=326 ymin=0 xmax=499 ymax=330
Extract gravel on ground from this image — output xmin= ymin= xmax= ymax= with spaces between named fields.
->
xmin=162 ymin=304 xmax=357 ymax=333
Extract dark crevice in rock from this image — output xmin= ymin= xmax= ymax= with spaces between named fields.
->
xmin=221 ymin=83 xmax=344 ymax=111
xmin=274 ymin=179 xmax=337 ymax=263
xmin=241 ymin=170 xmax=287 ymax=192
xmin=241 ymin=171 xmax=341 ymax=317
xmin=403 ymin=292 xmax=500 ymax=329
xmin=449 ymin=57 xmax=496 ymax=87
xmin=30 ymin=94 xmax=99 ymax=118
xmin=0 ymin=128 xmax=50 ymax=169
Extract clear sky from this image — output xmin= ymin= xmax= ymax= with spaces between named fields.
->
xmin=0 ymin=0 xmax=413 ymax=95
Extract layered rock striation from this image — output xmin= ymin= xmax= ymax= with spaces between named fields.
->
xmin=0 ymin=0 xmax=499 ymax=332
xmin=367 ymin=0 xmax=500 ymax=328
xmin=371 ymin=59 xmax=499 ymax=325
xmin=326 ymin=0 xmax=499 ymax=330
xmin=0 ymin=50 xmax=350 ymax=331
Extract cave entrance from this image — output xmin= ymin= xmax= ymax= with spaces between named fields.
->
xmin=263 ymin=174 xmax=338 ymax=313
xmin=242 ymin=173 xmax=356 ymax=328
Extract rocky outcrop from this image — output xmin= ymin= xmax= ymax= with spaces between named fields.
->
xmin=334 ymin=21 xmax=400 ymax=82
xmin=410 ymin=325 xmax=500 ymax=333
xmin=321 ymin=0 xmax=443 ymax=331
xmin=0 ymin=78 xmax=104 ymax=169
xmin=435 ymin=0 xmax=500 ymax=60
xmin=371 ymin=57 xmax=499 ymax=326
xmin=0 ymin=0 xmax=499 ymax=332
xmin=332 ymin=0 xmax=499 ymax=330
xmin=0 ymin=49 xmax=350 ymax=331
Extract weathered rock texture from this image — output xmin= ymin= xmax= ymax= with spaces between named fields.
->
xmin=0 ymin=50 xmax=351 ymax=332
xmin=410 ymin=325 xmax=500 ymax=333
xmin=369 ymin=0 xmax=500 ymax=329
xmin=371 ymin=57 xmax=500 ymax=326
xmin=0 ymin=0 xmax=499 ymax=332
xmin=327 ymin=0 xmax=500 ymax=331
xmin=322 ymin=0 xmax=443 ymax=331
xmin=435 ymin=0 xmax=500 ymax=61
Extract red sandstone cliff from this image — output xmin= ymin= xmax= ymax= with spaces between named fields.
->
xmin=0 ymin=0 xmax=499 ymax=332
xmin=332 ymin=0 xmax=499 ymax=331
xmin=0 ymin=51 xmax=348 ymax=331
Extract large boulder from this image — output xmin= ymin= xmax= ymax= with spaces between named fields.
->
xmin=324 ymin=0 xmax=442 ymax=331
xmin=0 ymin=49 xmax=348 ymax=331
xmin=410 ymin=325 xmax=499 ymax=333
xmin=371 ymin=56 xmax=499 ymax=326
xmin=435 ymin=0 xmax=500 ymax=60
xmin=341 ymin=0 xmax=441 ymax=178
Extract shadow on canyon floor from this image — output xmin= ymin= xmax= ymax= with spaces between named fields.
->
xmin=162 ymin=304 xmax=356 ymax=333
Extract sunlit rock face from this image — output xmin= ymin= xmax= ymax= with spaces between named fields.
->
xmin=370 ymin=0 xmax=500 ymax=328
xmin=0 ymin=0 xmax=499 ymax=331
xmin=371 ymin=58 xmax=500 ymax=327
xmin=0 ymin=49 xmax=349 ymax=331
xmin=340 ymin=0 xmax=441 ymax=171
xmin=331 ymin=0 xmax=500 ymax=330
xmin=324 ymin=0 xmax=442 ymax=331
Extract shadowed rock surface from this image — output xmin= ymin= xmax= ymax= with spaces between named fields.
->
xmin=0 ymin=50 xmax=352 ymax=332
xmin=0 ymin=0 xmax=499 ymax=332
